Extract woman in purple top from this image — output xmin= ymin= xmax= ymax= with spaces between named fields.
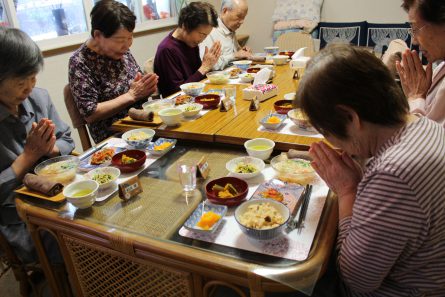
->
xmin=69 ymin=0 xmax=158 ymax=143
xmin=154 ymin=1 xmax=222 ymax=97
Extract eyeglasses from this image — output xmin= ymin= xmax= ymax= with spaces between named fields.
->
xmin=408 ymin=23 xmax=428 ymax=36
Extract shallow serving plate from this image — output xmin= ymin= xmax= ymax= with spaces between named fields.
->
xmin=183 ymin=203 xmax=228 ymax=234
xmin=147 ymin=138 xmax=177 ymax=155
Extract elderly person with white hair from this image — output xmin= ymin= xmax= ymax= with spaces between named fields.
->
xmin=200 ymin=0 xmax=251 ymax=70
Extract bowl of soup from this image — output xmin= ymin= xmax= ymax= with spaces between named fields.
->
xmin=194 ymin=94 xmax=221 ymax=109
xmin=158 ymin=108 xmax=183 ymax=126
xmin=244 ymin=138 xmax=275 ymax=160
xmin=274 ymin=100 xmax=294 ymax=114
xmin=34 ymin=155 xmax=79 ymax=185
xmin=111 ymin=150 xmax=146 ymax=173
xmin=63 ymin=180 xmax=99 ymax=209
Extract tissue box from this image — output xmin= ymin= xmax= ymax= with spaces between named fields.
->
xmin=290 ymin=57 xmax=311 ymax=70
xmin=243 ymin=84 xmax=278 ymax=102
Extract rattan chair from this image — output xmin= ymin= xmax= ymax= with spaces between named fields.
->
xmin=275 ymin=31 xmax=316 ymax=57
xmin=0 ymin=231 xmax=45 ymax=297
xmin=63 ymin=84 xmax=92 ymax=151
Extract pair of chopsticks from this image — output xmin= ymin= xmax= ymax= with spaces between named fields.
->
xmin=296 ymin=184 xmax=313 ymax=234
xmin=285 ymin=184 xmax=312 ymax=233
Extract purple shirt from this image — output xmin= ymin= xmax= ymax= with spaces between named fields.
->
xmin=154 ymin=31 xmax=205 ymax=97
xmin=68 ymin=43 xmax=143 ymax=143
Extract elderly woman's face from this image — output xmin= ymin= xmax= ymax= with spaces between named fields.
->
xmin=182 ymin=24 xmax=213 ymax=48
xmin=94 ymin=28 xmax=133 ymax=60
xmin=0 ymin=74 xmax=36 ymax=108
xmin=408 ymin=8 xmax=445 ymax=62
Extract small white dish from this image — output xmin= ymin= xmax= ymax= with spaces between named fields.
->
xmin=179 ymin=103 xmax=203 ymax=118
xmin=63 ymin=180 xmax=99 ymax=209
xmin=184 ymin=203 xmax=228 ymax=233
xmin=84 ymin=166 xmax=120 ymax=191
xmin=158 ymin=108 xmax=183 ymax=126
xmin=259 ymin=113 xmax=286 ymax=130
xmin=244 ymin=138 xmax=275 ymax=160
xmin=226 ymin=156 xmax=265 ymax=180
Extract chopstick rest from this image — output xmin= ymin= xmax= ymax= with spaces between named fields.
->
xmin=23 ymin=173 xmax=64 ymax=197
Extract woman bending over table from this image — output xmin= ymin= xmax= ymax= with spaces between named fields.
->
xmin=154 ymin=1 xmax=222 ymax=97
xmin=396 ymin=0 xmax=445 ymax=127
xmin=69 ymin=0 xmax=158 ymax=143
xmin=299 ymin=45 xmax=445 ymax=296
xmin=0 ymin=28 xmax=74 ymax=263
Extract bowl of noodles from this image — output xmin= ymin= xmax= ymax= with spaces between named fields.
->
xmin=122 ymin=128 xmax=155 ymax=149
xmin=35 ymin=155 xmax=79 ymax=185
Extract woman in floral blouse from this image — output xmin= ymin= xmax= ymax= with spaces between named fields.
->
xmin=69 ymin=0 xmax=158 ymax=143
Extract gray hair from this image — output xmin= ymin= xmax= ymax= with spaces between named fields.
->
xmin=0 ymin=28 xmax=43 ymax=82
xmin=221 ymin=0 xmax=235 ymax=11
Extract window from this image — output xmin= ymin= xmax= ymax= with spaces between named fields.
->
xmin=0 ymin=0 xmax=11 ymax=27
xmin=2 ymin=0 xmax=180 ymax=50
xmin=15 ymin=0 xmax=88 ymax=41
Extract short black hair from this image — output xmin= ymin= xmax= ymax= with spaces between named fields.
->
xmin=178 ymin=1 xmax=218 ymax=32
xmin=90 ymin=0 xmax=136 ymax=38
xmin=298 ymin=44 xmax=408 ymax=139
xmin=0 ymin=28 xmax=43 ymax=82
xmin=402 ymin=0 xmax=445 ymax=25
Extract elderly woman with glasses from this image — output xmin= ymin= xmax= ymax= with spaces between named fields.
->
xmin=396 ymin=0 xmax=445 ymax=127
xmin=300 ymin=45 xmax=445 ymax=296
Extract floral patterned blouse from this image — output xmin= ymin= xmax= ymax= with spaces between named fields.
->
xmin=68 ymin=43 xmax=143 ymax=143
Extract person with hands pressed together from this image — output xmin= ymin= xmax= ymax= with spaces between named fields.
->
xmin=154 ymin=1 xmax=221 ymax=96
xmin=200 ymin=0 xmax=251 ymax=70
xmin=395 ymin=0 xmax=445 ymax=127
xmin=299 ymin=45 xmax=445 ymax=296
xmin=0 ymin=28 xmax=74 ymax=263
xmin=69 ymin=0 xmax=158 ymax=143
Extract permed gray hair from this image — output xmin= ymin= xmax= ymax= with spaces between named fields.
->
xmin=0 ymin=28 xmax=43 ymax=82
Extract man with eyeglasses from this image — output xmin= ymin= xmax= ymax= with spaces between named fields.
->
xmin=396 ymin=0 xmax=445 ymax=127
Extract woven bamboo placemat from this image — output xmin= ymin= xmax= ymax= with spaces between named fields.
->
xmin=87 ymin=177 xmax=202 ymax=239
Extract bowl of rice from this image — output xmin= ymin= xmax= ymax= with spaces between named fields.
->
xmin=122 ymin=128 xmax=155 ymax=149
xmin=235 ymin=199 xmax=290 ymax=240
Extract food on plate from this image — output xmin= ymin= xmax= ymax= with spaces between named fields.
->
xmin=228 ymin=68 xmax=241 ymax=78
xmin=90 ymin=148 xmax=115 ymax=165
xmin=175 ymin=94 xmax=192 ymax=105
xmin=294 ymin=109 xmax=309 ymax=121
xmin=247 ymin=67 xmax=261 ymax=73
xmin=239 ymin=202 xmax=285 ymax=229
xmin=197 ymin=211 xmax=221 ymax=230
xmin=184 ymin=105 xmax=198 ymax=112
xmin=91 ymin=173 xmax=114 ymax=185
xmin=212 ymin=183 xmax=239 ymax=198
xmin=121 ymin=154 xmax=137 ymax=164
xmin=39 ymin=160 xmax=77 ymax=175
xmin=199 ymin=97 xmax=217 ymax=102
xmin=266 ymin=116 xmax=282 ymax=124
xmin=154 ymin=142 xmax=172 ymax=151
xmin=260 ymin=188 xmax=284 ymax=202
xmin=234 ymin=162 xmax=258 ymax=174
xmin=277 ymin=102 xmax=292 ymax=109
xmin=274 ymin=158 xmax=313 ymax=174
xmin=127 ymin=131 xmax=150 ymax=141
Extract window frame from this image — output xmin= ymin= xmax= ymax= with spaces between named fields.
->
xmin=1 ymin=0 xmax=179 ymax=52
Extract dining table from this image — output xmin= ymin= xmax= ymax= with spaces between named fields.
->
xmin=15 ymin=62 xmax=338 ymax=297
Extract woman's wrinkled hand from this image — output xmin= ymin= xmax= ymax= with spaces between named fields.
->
xmin=396 ymin=49 xmax=432 ymax=100
xmin=128 ymin=72 xmax=159 ymax=101
xmin=309 ymin=142 xmax=362 ymax=198
xmin=24 ymin=118 xmax=56 ymax=162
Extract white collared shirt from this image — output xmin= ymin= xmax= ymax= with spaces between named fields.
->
xmin=200 ymin=18 xmax=240 ymax=70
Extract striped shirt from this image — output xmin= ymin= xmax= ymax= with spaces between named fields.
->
xmin=337 ymin=117 xmax=445 ymax=297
